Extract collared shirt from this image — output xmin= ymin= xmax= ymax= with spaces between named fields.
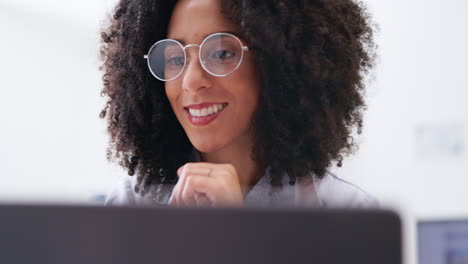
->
xmin=105 ymin=149 xmax=378 ymax=208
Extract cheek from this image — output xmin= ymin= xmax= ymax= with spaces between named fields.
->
xmin=224 ymin=80 xmax=260 ymax=134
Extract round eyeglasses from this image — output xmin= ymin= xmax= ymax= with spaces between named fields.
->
xmin=143 ymin=32 xmax=252 ymax=81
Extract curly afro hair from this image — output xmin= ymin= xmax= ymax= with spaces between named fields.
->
xmin=99 ymin=0 xmax=377 ymax=196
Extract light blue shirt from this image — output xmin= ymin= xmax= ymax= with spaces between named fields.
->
xmin=105 ymin=149 xmax=378 ymax=208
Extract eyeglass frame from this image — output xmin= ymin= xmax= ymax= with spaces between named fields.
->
xmin=143 ymin=32 xmax=252 ymax=82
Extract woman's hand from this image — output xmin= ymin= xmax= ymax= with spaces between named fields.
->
xmin=168 ymin=162 xmax=244 ymax=208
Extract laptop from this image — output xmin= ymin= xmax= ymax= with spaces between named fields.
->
xmin=0 ymin=204 xmax=401 ymax=264
xmin=418 ymin=219 xmax=468 ymax=264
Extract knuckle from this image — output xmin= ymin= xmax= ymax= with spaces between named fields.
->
xmin=186 ymin=176 xmax=194 ymax=187
xmin=185 ymin=163 xmax=195 ymax=169
xmin=183 ymin=163 xmax=195 ymax=173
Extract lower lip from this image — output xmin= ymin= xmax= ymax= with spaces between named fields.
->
xmin=185 ymin=105 xmax=227 ymax=126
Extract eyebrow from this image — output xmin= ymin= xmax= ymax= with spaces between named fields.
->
xmin=171 ymin=31 xmax=241 ymax=44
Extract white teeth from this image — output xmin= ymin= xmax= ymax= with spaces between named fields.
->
xmin=188 ymin=103 xmax=226 ymax=117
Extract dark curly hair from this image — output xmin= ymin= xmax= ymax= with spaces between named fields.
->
xmin=99 ymin=0 xmax=377 ymax=196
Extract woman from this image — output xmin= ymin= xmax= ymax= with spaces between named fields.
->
xmin=100 ymin=0 xmax=378 ymax=208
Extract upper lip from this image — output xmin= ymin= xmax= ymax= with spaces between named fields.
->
xmin=184 ymin=102 xmax=227 ymax=109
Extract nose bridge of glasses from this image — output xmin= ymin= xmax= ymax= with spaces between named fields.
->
xmin=183 ymin=44 xmax=200 ymax=50
xmin=183 ymin=44 xmax=203 ymax=66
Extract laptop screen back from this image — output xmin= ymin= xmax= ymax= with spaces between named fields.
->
xmin=0 ymin=204 xmax=401 ymax=264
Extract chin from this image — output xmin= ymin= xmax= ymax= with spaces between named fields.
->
xmin=191 ymin=139 xmax=225 ymax=154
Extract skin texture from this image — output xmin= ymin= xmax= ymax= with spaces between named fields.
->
xmin=99 ymin=0 xmax=377 ymax=204
xmin=165 ymin=0 xmax=263 ymax=206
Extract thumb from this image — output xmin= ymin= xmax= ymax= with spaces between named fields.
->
xmin=177 ymin=165 xmax=185 ymax=177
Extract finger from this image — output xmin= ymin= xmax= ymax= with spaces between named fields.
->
xmin=169 ymin=177 xmax=187 ymax=206
xmin=183 ymin=178 xmax=209 ymax=206
xmin=183 ymin=162 xmax=223 ymax=168
xmin=178 ymin=164 xmax=212 ymax=178
xmin=184 ymin=162 xmax=235 ymax=174
xmin=172 ymin=165 xmax=185 ymax=205
xmin=182 ymin=175 xmax=218 ymax=205
xmin=181 ymin=176 xmax=200 ymax=207
xmin=176 ymin=166 xmax=208 ymax=206
xmin=196 ymin=194 xmax=212 ymax=207
xmin=177 ymin=165 xmax=184 ymax=176
xmin=175 ymin=165 xmax=189 ymax=206
xmin=181 ymin=177 xmax=218 ymax=207
xmin=176 ymin=164 xmax=212 ymax=206
xmin=183 ymin=163 xmax=237 ymax=181
xmin=168 ymin=182 xmax=180 ymax=205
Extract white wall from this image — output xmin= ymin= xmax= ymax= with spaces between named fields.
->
xmin=0 ymin=1 xmax=467 ymax=263
xmin=0 ymin=0 xmax=119 ymax=203
xmin=341 ymin=0 xmax=468 ymax=219
xmin=328 ymin=1 xmax=468 ymax=263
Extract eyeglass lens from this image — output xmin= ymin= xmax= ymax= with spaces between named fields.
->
xmin=148 ymin=34 xmax=243 ymax=81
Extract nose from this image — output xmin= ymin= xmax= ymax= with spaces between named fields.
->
xmin=181 ymin=49 xmax=212 ymax=94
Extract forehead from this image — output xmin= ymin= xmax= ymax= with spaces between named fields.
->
xmin=167 ymin=0 xmax=241 ymax=43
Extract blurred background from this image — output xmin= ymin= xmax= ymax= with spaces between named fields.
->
xmin=0 ymin=0 xmax=467 ymax=263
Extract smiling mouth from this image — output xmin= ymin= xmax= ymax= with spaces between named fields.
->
xmin=184 ymin=103 xmax=228 ymax=117
xmin=184 ymin=103 xmax=228 ymax=126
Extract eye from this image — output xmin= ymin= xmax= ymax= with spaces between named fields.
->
xmin=211 ymin=50 xmax=235 ymax=60
xmin=166 ymin=56 xmax=184 ymax=66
